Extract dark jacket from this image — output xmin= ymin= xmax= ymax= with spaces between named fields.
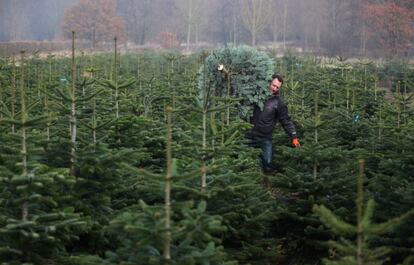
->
xmin=247 ymin=95 xmax=297 ymax=140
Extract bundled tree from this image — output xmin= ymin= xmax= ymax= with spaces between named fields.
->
xmin=198 ymin=45 xmax=274 ymax=120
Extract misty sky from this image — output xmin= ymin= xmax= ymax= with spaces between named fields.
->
xmin=0 ymin=0 xmax=75 ymax=41
xmin=0 ymin=0 xmax=413 ymax=57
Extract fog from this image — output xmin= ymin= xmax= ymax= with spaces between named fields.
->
xmin=0 ymin=0 xmax=74 ymax=41
xmin=0 ymin=0 xmax=413 ymax=57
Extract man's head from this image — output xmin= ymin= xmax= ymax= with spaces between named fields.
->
xmin=269 ymin=74 xmax=283 ymax=95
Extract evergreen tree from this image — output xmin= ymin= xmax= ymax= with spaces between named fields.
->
xmin=0 ymin=51 xmax=84 ymax=265
xmin=98 ymin=107 xmax=234 ymax=265
xmin=313 ymin=160 xmax=414 ymax=265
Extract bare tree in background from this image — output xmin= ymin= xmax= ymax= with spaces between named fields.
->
xmin=0 ymin=0 xmax=412 ymax=57
xmin=268 ymin=0 xmax=290 ymax=49
xmin=298 ymin=0 xmax=323 ymax=52
xmin=281 ymin=0 xmax=288 ymax=49
xmin=209 ymin=0 xmax=239 ymax=45
xmin=269 ymin=0 xmax=281 ymax=48
xmin=192 ymin=1 xmax=208 ymax=48
xmin=175 ymin=0 xmax=205 ymax=52
xmin=46 ymin=1 xmax=60 ymax=40
xmin=271 ymin=0 xmax=322 ymax=52
xmin=357 ymin=0 xmax=368 ymax=56
xmin=322 ymin=0 xmax=353 ymax=55
xmin=231 ymin=1 xmax=239 ymax=46
xmin=267 ymin=0 xmax=290 ymax=49
xmin=240 ymin=0 xmax=272 ymax=46
xmin=364 ymin=1 xmax=414 ymax=57
xmin=9 ymin=0 xmax=27 ymax=41
xmin=118 ymin=0 xmax=152 ymax=45
xmin=186 ymin=0 xmax=193 ymax=52
xmin=62 ymin=0 xmax=127 ymax=48
xmin=0 ymin=0 xmax=71 ymax=42
xmin=0 ymin=0 xmax=10 ymax=41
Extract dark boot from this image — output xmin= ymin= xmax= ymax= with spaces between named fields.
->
xmin=263 ymin=164 xmax=278 ymax=175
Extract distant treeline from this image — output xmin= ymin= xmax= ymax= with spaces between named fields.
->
xmin=1 ymin=0 xmax=413 ymax=57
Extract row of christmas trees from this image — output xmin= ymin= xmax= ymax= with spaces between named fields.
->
xmin=0 ymin=39 xmax=413 ymax=264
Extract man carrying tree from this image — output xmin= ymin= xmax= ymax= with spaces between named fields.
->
xmin=245 ymin=74 xmax=300 ymax=175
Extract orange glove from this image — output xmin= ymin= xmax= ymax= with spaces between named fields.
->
xmin=292 ymin=137 xmax=300 ymax=148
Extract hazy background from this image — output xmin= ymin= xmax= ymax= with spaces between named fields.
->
xmin=0 ymin=0 xmax=413 ymax=57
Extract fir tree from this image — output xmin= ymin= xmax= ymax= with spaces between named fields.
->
xmin=0 ymin=51 xmax=84 ymax=265
xmin=313 ymin=159 xmax=414 ymax=265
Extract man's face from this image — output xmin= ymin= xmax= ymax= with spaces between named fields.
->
xmin=269 ymin=78 xmax=282 ymax=94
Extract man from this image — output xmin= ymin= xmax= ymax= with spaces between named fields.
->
xmin=245 ymin=74 xmax=300 ymax=174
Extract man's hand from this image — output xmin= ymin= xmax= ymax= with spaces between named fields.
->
xmin=292 ymin=138 xmax=300 ymax=148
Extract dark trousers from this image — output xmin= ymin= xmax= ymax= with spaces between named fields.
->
xmin=246 ymin=136 xmax=276 ymax=172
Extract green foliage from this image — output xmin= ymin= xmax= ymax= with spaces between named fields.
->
xmin=0 ymin=51 xmax=413 ymax=265
xmin=105 ymin=200 xmax=233 ymax=265
xmin=0 ymin=165 xmax=85 ymax=265
xmin=313 ymin=164 xmax=414 ymax=265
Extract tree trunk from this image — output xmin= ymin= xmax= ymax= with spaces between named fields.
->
xmin=201 ymin=110 xmax=207 ymax=192
xmin=313 ymin=90 xmax=319 ymax=179
xmin=11 ymin=56 xmax=16 ymax=133
xmin=358 ymin=0 xmax=367 ymax=56
xmin=10 ymin=0 xmax=24 ymax=41
xmin=139 ymin=19 xmax=147 ymax=45
xmin=113 ymin=37 xmax=119 ymax=119
xmin=20 ymin=51 xmax=27 ymax=176
xmin=272 ymin=14 xmax=278 ymax=48
xmin=360 ymin=23 xmax=367 ymax=56
xmin=195 ymin=22 xmax=199 ymax=49
xmin=186 ymin=0 xmax=193 ymax=52
xmin=20 ymin=51 xmax=28 ymax=221
xmin=316 ymin=19 xmax=320 ymax=51
xmin=282 ymin=0 xmax=288 ymax=49
xmin=70 ymin=31 xmax=77 ymax=177
xmin=304 ymin=30 xmax=308 ymax=52
xmin=129 ymin=0 xmax=140 ymax=43
xmin=232 ymin=6 xmax=237 ymax=46
xmin=252 ymin=30 xmax=256 ymax=46
xmin=164 ymin=107 xmax=173 ymax=263
xmin=356 ymin=159 xmax=365 ymax=265
xmin=251 ymin=1 xmax=257 ymax=46
xmin=92 ymin=27 xmax=96 ymax=49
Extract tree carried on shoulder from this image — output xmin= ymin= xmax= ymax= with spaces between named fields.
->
xmin=199 ymin=46 xmax=300 ymax=176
